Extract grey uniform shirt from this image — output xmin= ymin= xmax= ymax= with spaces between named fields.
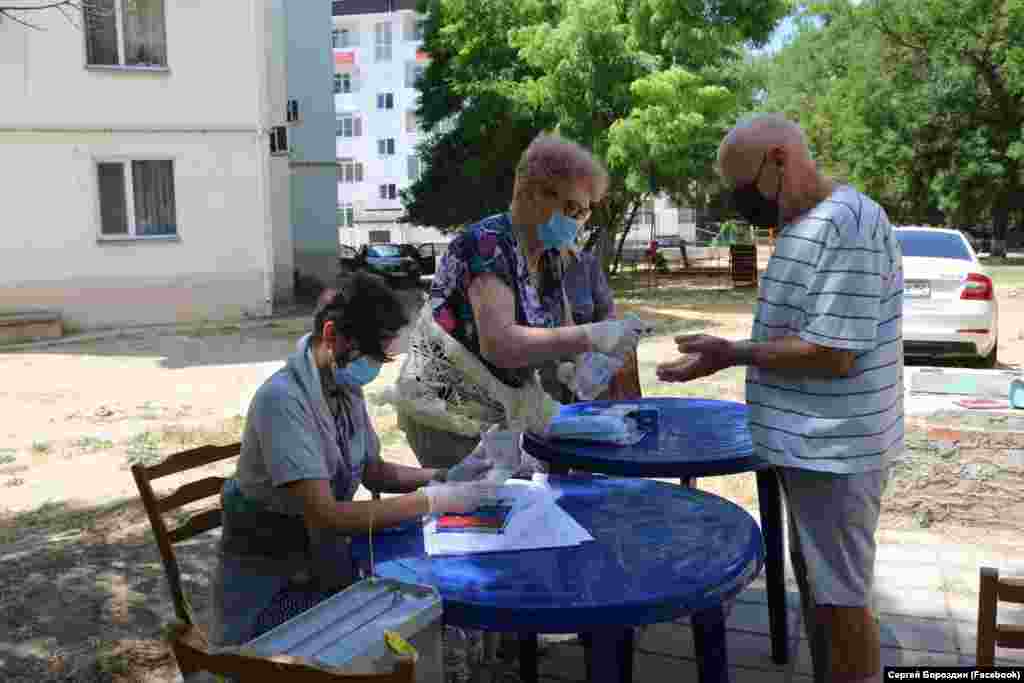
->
xmin=235 ymin=334 xmax=381 ymax=515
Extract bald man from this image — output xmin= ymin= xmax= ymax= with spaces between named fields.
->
xmin=658 ymin=114 xmax=904 ymax=683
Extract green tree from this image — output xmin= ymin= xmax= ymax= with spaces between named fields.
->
xmin=758 ymin=0 xmax=1024 ymax=255
xmin=404 ymin=0 xmax=788 ymax=267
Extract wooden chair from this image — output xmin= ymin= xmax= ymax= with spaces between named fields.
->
xmin=131 ymin=442 xmax=241 ymax=625
xmin=132 ymin=444 xmax=415 ymax=682
xmin=977 ymin=566 xmax=1024 ymax=666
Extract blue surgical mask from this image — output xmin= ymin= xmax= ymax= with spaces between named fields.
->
xmin=538 ymin=211 xmax=579 ymax=250
xmin=335 ymin=356 xmax=382 ymax=387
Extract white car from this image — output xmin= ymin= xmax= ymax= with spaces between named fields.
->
xmin=895 ymin=227 xmax=999 ymax=367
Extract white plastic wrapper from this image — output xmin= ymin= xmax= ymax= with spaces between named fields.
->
xmin=557 ymin=352 xmax=625 ymax=401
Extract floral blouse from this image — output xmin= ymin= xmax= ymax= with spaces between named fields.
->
xmin=429 ymin=213 xmax=566 ymax=388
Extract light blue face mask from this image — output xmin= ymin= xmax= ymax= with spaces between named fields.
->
xmin=538 ymin=210 xmax=579 ymax=250
xmin=335 ymin=356 xmax=382 ymax=387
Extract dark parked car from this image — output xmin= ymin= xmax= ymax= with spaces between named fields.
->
xmin=339 ymin=243 xmax=437 ymax=285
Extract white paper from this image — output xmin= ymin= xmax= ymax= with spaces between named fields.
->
xmin=423 ymin=480 xmax=593 ymax=557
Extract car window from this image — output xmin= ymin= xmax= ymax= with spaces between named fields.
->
xmin=367 ymin=245 xmax=401 ymax=258
xmin=895 ymin=230 xmax=973 ymax=261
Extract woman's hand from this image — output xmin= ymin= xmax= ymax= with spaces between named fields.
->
xmin=423 ymin=482 xmax=500 ymax=514
xmin=581 ymin=318 xmax=644 ymax=355
xmin=445 ymin=456 xmax=494 ymax=483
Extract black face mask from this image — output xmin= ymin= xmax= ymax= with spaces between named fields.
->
xmin=731 ymin=153 xmax=783 ymax=228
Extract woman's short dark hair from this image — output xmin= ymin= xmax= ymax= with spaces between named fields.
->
xmin=312 ymin=271 xmax=409 ymax=362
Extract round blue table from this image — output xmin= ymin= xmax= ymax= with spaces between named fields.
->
xmin=522 ymin=397 xmax=790 ymax=665
xmin=352 ymin=475 xmax=763 ymax=683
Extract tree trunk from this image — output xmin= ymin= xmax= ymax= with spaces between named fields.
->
xmin=612 ymin=200 xmax=642 ymax=275
xmin=992 ymin=200 xmax=1009 ymax=259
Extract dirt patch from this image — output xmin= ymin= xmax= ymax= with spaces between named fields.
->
xmin=2 ymin=279 xmax=1024 ymax=681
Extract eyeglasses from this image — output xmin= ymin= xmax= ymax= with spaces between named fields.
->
xmin=542 ymin=188 xmax=592 ymax=221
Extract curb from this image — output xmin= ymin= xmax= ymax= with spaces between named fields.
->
xmin=0 ymin=308 xmax=314 ymax=353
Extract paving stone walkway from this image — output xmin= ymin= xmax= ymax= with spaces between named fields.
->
xmin=536 ymin=528 xmax=1024 ymax=682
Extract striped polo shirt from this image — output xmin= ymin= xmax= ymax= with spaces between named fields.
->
xmin=747 ymin=185 xmax=904 ymax=474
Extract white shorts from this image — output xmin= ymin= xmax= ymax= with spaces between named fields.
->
xmin=777 ymin=467 xmax=889 ymax=607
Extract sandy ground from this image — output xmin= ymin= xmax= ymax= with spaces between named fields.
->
xmin=0 ymin=278 xmax=1023 ymax=681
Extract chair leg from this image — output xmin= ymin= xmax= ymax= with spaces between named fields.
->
xmin=977 ymin=567 xmax=999 ymax=666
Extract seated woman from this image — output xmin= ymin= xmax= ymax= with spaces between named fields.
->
xmin=393 ymin=133 xmax=645 ymax=469
xmin=212 ymin=272 xmax=494 ymax=647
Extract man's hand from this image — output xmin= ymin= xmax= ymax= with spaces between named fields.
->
xmin=656 ymin=334 xmax=736 ymax=383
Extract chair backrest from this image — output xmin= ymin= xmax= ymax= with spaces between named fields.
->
xmin=168 ymin=623 xmax=416 ymax=683
xmin=977 ymin=566 xmax=1024 ymax=666
xmin=131 ymin=443 xmax=242 ymax=624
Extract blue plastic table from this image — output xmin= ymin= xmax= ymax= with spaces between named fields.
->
xmin=522 ymin=397 xmax=790 ymax=665
xmin=351 ymin=475 xmax=763 ymax=683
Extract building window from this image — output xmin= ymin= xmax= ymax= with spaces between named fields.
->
xmin=334 ymin=72 xmax=355 ymax=94
xmin=407 ymin=154 xmax=421 ymax=181
xmin=336 ymin=114 xmax=362 ymax=138
xmin=286 ymin=99 xmax=300 ymax=123
xmin=369 ymin=230 xmax=391 ymax=244
xmin=338 ymin=159 xmax=364 ymax=183
xmin=379 ymin=184 xmax=397 ymax=200
xmin=405 ymin=110 xmax=419 ymax=134
xmin=338 ymin=202 xmax=355 ymax=227
xmin=377 ymin=138 xmax=396 ymax=156
xmin=269 ymin=126 xmax=288 ymax=154
xmin=333 ymin=27 xmax=356 ymax=48
xmin=405 ymin=62 xmax=426 ymax=88
xmin=85 ymin=0 xmax=168 ymax=67
xmin=374 ymin=22 xmax=392 ymax=62
xmin=377 ymin=92 xmax=395 ymax=110
xmin=97 ymin=160 xmax=177 ymax=238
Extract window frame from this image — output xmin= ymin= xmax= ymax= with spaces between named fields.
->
xmin=83 ymin=0 xmax=170 ymax=71
xmin=338 ymin=158 xmax=364 ymax=184
xmin=337 ymin=114 xmax=360 ymax=138
xmin=374 ymin=21 xmax=393 ymax=62
xmin=378 ymin=183 xmax=398 ymax=200
xmin=377 ymin=138 xmax=396 ymax=157
xmin=338 ymin=202 xmax=355 ymax=228
xmin=95 ymin=158 xmax=179 ymax=242
xmin=377 ymin=92 xmax=395 ymax=110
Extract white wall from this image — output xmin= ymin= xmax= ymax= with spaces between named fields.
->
xmin=0 ymin=131 xmax=270 ymax=328
xmin=287 ymin=0 xmax=339 ymax=288
xmin=0 ymin=1 xmax=264 ymax=130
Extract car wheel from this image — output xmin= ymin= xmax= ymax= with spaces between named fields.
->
xmin=978 ymin=338 xmax=998 ymax=369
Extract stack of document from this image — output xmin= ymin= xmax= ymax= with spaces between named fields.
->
xmin=423 ymin=480 xmax=593 ymax=556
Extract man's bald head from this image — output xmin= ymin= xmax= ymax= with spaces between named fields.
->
xmin=718 ymin=114 xmax=811 ymax=186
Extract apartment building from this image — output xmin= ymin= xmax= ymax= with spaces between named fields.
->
xmin=332 ymin=0 xmax=449 ymax=248
xmin=0 ymin=0 xmax=335 ymax=330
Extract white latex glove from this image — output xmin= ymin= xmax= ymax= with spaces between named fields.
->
xmin=423 ymin=482 xmax=499 ymax=515
xmin=446 ymin=449 xmax=495 ymax=482
xmin=581 ymin=318 xmax=644 ymax=356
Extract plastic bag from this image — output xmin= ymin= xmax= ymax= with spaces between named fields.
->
xmin=557 ymin=352 xmax=625 ymax=401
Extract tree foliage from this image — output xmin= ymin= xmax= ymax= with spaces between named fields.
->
xmin=757 ymin=0 xmax=1024 ymax=255
xmin=403 ymin=0 xmax=789 ymax=265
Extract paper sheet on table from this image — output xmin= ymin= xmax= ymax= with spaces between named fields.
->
xmin=423 ymin=480 xmax=593 ymax=556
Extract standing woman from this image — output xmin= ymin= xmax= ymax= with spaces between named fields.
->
xmin=392 ymin=133 xmax=645 ymax=468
